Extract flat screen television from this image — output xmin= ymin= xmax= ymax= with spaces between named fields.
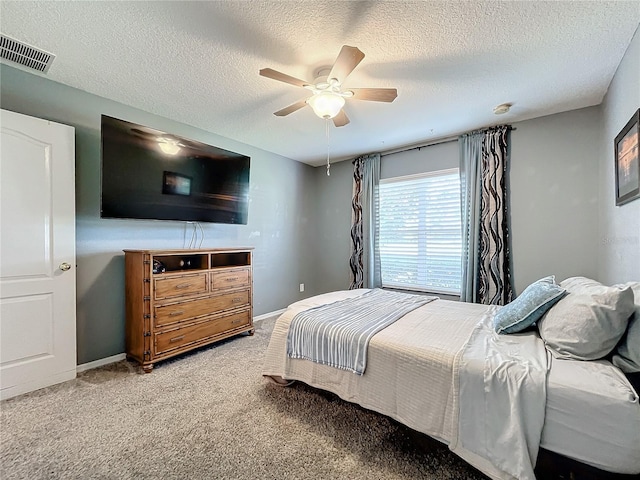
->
xmin=100 ymin=115 xmax=250 ymax=224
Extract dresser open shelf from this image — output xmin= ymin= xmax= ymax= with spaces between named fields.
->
xmin=124 ymin=248 xmax=254 ymax=372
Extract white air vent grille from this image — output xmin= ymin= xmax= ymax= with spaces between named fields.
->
xmin=0 ymin=34 xmax=55 ymax=73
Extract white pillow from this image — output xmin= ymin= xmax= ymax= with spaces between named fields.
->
xmin=612 ymin=282 xmax=640 ymax=373
xmin=538 ymin=277 xmax=635 ymax=361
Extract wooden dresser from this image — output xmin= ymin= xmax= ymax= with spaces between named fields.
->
xmin=124 ymin=248 xmax=254 ymax=372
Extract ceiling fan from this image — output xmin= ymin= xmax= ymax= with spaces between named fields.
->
xmin=260 ymin=45 xmax=398 ymax=127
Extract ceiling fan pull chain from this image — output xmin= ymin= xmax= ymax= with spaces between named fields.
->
xmin=326 ymin=118 xmax=331 ymax=176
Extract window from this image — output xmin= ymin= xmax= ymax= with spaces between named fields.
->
xmin=379 ymin=169 xmax=462 ymax=295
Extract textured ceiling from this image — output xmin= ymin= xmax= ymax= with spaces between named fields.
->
xmin=1 ymin=1 xmax=639 ymax=166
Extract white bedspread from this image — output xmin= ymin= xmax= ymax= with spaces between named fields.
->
xmin=262 ymin=290 xmax=550 ymax=480
xmin=263 ymin=290 xmax=488 ymax=442
xmin=287 ymin=289 xmax=436 ymax=374
xmin=451 ymin=308 xmax=549 ymax=480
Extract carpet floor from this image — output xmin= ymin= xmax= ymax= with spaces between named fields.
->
xmin=1 ymin=316 xmax=487 ymax=480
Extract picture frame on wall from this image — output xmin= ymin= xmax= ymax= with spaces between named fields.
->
xmin=614 ymin=108 xmax=640 ymax=206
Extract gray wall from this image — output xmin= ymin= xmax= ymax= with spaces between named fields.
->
xmin=381 ymin=141 xmax=459 ymax=180
xmin=313 ymin=160 xmax=354 ymax=293
xmin=598 ymin=26 xmax=640 ymax=284
xmin=313 ymin=108 xmax=604 ymax=297
xmin=1 ymin=64 xmax=319 ymax=364
xmin=509 ymin=107 xmax=601 ymax=293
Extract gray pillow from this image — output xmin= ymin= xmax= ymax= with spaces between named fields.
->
xmin=612 ymin=282 xmax=640 ymax=373
xmin=537 ymin=277 xmax=635 ymax=361
xmin=494 ymin=276 xmax=566 ymax=334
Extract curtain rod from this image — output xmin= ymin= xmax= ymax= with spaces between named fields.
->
xmin=381 ymin=136 xmax=458 ymax=157
xmin=381 ymin=125 xmax=516 ymax=158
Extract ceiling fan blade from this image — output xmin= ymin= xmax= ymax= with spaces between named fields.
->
xmin=273 ymin=99 xmax=308 ymax=117
xmin=332 ymin=109 xmax=350 ymax=127
xmin=260 ymin=68 xmax=310 ymax=88
xmin=328 ymin=45 xmax=365 ymax=84
xmin=348 ymin=88 xmax=398 ymax=102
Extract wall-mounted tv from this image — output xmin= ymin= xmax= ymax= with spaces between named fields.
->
xmin=100 ymin=115 xmax=250 ymax=224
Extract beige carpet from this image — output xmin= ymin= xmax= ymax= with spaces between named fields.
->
xmin=1 ymin=317 xmax=487 ymax=480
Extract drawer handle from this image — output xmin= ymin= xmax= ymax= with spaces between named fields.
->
xmin=225 ymin=277 xmax=239 ymax=282
xmin=169 ymin=310 xmax=185 ymax=316
xmin=175 ymin=283 xmax=192 ymax=289
xmin=169 ymin=335 xmax=185 ymax=343
xmin=232 ymin=298 xmax=243 ymax=303
xmin=231 ymin=319 xmax=242 ymax=325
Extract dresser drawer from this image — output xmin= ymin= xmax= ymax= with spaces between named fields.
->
xmin=154 ymin=289 xmax=250 ymax=328
xmin=154 ymin=273 xmax=208 ymax=300
xmin=211 ymin=268 xmax=250 ymax=289
xmin=155 ymin=309 xmax=251 ymax=355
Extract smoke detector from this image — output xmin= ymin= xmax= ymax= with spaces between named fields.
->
xmin=493 ymin=103 xmax=512 ymax=115
xmin=0 ymin=34 xmax=55 ymax=73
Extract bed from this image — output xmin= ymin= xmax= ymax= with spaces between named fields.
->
xmin=262 ymin=283 xmax=640 ymax=480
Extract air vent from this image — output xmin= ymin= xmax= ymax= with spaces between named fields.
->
xmin=0 ymin=34 xmax=55 ymax=73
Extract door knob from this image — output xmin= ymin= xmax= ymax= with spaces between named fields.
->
xmin=59 ymin=262 xmax=72 ymax=271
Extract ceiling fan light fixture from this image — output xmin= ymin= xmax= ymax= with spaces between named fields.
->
xmin=307 ymin=91 xmax=345 ymax=119
xmin=260 ymin=45 xmax=395 ymax=129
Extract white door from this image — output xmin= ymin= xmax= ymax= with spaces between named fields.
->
xmin=0 ymin=109 xmax=76 ymax=400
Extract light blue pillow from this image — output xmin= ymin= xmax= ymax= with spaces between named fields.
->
xmin=494 ymin=276 xmax=566 ymax=334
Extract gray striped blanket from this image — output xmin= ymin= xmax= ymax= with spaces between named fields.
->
xmin=286 ymin=289 xmax=437 ymax=375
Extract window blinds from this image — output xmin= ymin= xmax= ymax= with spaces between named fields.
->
xmin=379 ymin=169 xmax=462 ymax=295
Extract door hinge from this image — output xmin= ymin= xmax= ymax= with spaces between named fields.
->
xmin=143 ymin=350 xmax=151 ymax=359
xmin=143 ymin=295 xmax=150 ymax=301
xmin=143 ymin=260 xmax=151 ymax=265
xmin=143 ymin=278 xmax=150 ymax=283
xmin=143 ymin=314 xmax=150 ymax=319
xmin=143 ymin=331 xmax=151 ymax=337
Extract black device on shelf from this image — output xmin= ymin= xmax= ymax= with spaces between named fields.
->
xmin=153 ymin=254 xmax=207 ymax=273
xmin=100 ymin=115 xmax=250 ymax=224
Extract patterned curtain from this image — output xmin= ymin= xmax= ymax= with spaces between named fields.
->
xmin=349 ymin=153 xmax=381 ymax=289
xmin=459 ymin=126 xmax=513 ymax=305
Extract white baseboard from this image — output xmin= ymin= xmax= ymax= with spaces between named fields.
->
xmin=76 ymin=353 xmax=127 ymax=373
xmin=75 ymin=309 xmax=285 ymax=373
xmin=253 ymin=308 xmax=286 ymax=322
